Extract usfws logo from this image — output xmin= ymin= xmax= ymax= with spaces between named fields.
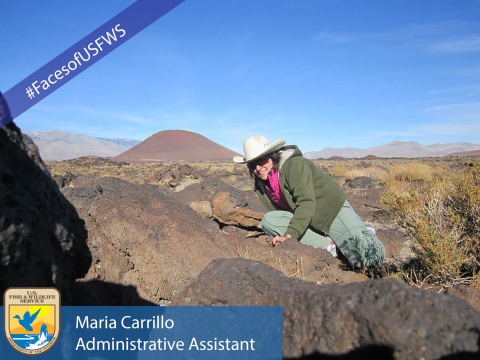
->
xmin=4 ymin=288 xmax=60 ymax=355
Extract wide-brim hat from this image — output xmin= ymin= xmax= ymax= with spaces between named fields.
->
xmin=233 ymin=135 xmax=286 ymax=164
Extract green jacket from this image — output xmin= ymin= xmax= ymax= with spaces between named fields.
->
xmin=255 ymin=146 xmax=346 ymax=240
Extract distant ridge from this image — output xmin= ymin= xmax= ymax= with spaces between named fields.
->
xmin=24 ymin=130 xmax=141 ymax=161
xmin=113 ymin=130 xmax=241 ymax=163
xmin=305 ymin=140 xmax=480 ymax=159
xmin=447 ymin=149 xmax=480 ymax=157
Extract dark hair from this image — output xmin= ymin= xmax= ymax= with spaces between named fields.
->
xmin=247 ymin=150 xmax=281 ymax=178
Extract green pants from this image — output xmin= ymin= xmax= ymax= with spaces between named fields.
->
xmin=261 ymin=201 xmax=385 ymax=268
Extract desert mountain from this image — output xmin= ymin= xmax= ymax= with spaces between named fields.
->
xmin=305 ymin=140 xmax=480 ymax=159
xmin=24 ymin=129 xmax=480 ymax=161
xmin=448 ymin=149 xmax=480 ymax=157
xmin=24 ymin=130 xmax=140 ymax=161
xmin=112 ymin=130 xmax=240 ymax=163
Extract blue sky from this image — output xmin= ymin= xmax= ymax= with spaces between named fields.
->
xmin=1 ymin=0 xmax=479 ymax=153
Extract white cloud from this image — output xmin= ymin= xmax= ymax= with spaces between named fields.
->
xmin=423 ymin=102 xmax=480 ymax=112
xmin=425 ymin=85 xmax=480 ymax=95
xmin=429 ymin=35 xmax=480 ymax=53
xmin=313 ymin=21 xmax=480 ymax=55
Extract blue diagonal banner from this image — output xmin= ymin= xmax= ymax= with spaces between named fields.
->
xmin=1 ymin=0 xmax=185 ymax=128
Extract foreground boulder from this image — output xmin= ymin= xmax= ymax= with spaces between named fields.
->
xmin=0 ymin=94 xmax=90 ymax=303
xmin=173 ymin=258 xmax=480 ymax=359
xmin=61 ymin=175 xmax=237 ymax=304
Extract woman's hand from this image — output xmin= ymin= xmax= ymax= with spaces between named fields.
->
xmin=272 ymin=234 xmax=292 ymax=247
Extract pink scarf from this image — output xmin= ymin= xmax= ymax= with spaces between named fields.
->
xmin=264 ymin=169 xmax=292 ymax=212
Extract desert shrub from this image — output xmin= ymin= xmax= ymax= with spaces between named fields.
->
xmin=329 ymin=165 xmax=349 ymax=177
xmin=472 ymin=273 xmax=480 ymax=289
xmin=387 ymin=162 xmax=433 ymax=182
xmin=432 ymin=165 xmax=449 ymax=179
xmin=362 ymin=166 xmax=389 ymax=181
xmin=330 ymin=165 xmax=388 ymax=181
xmin=382 ymin=162 xmax=480 ymax=287
xmin=381 ymin=179 xmax=423 ymax=230
xmin=344 ymin=169 xmax=365 ymax=179
xmin=448 ymin=162 xmax=480 ymax=238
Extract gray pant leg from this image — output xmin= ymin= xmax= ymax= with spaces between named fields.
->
xmin=329 ymin=201 xmax=386 ymax=268
xmin=261 ymin=211 xmax=330 ymax=249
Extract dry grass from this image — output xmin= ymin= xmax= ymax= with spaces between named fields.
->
xmin=387 ymin=162 xmax=433 ymax=182
xmin=382 ymin=161 xmax=480 ymax=287
xmin=472 ymin=273 xmax=480 ymax=289
xmin=233 ymin=239 xmax=307 ymax=280
xmin=329 ymin=165 xmax=388 ymax=181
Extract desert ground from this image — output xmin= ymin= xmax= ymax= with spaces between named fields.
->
xmin=46 ymin=154 xmax=480 ymax=311
xmin=3 ymin=118 xmax=479 ymax=358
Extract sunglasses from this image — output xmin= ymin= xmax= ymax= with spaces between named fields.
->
xmin=247 ymin=155 xmax=270 ymax=171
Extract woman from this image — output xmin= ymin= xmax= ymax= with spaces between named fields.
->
xmin=233 ymin=135 xmax=385 ymax=268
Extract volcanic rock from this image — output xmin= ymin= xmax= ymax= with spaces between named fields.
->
xmin=173 ymin=257 xmax=480 ymax=359
xmin=212 ymin=191 xmax=263 ymax=229
xmin=0 ymin=94 xmax=90 ymax=303
xmin=61 ymin=175 xmax=237 ymax=304
xmin=345 ymin=176 xmax=378 ymax=189
xmin=189 ymin=200 xmax=213 ymax=219
xmin=113 ymin=130 xmax=240 ymax=163
xmin=171 ymin=176 xmax=263 ymax=212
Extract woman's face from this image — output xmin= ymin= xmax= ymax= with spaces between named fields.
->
xmin=249 ymin=156 xmax=273 ymax=180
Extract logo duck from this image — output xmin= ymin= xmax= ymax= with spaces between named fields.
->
xmin=13 ymin=308 xmax=41 ymax=331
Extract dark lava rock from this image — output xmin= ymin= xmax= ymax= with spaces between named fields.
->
xmin=345 ymin=176 xmax=378 ymax=189
xmin=0 ymin=94 xmax=90 ymax=304
xmin=173 ymin=258 xmax=480 ymax=360
xmin=53 ymin=171 xmax=76 ymax=189
xmin=61 ymin=175 xmax=236 ymax=304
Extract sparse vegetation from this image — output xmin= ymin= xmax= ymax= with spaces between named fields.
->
xmin=48 ymin=155 xmax=480 ymax=291
xmin=387 ymin=162 xmax=434 ymax=182
xmin=329 ymin=164 xmax=388 ymax=181
xmin=329 ymin=165 xmax=349 ymax=177
xmin=382 ymin=161 xmax=480 ymax=287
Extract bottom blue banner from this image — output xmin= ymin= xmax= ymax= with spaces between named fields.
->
xmin=1 ymin=306 xmax=282 ymax=359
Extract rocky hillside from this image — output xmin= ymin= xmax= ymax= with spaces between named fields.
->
xmin=43 ymin=155 xmax=480 ymax=312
